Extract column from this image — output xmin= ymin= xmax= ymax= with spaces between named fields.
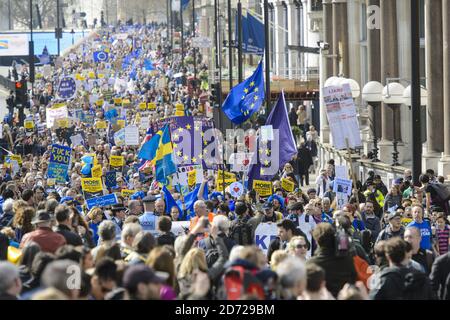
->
xmin=378 ymin=0 xmax=399 ymax=163
xmin=424 ymin=0 xmax=444 ymax=171
xmin=332 ymin=0 xmax=349 ymax=77
xmin=274 ymin=1 xmax=286 ymax=77
xmin=287 ymin=1 xmax=298 ymax=79
xmin=367 ymin=0 xmax=381 ymax=142
xmin=320 ymin=0 xmax=333 ymax=144
xmin=439 ymin=0 xmax=450 ymax=176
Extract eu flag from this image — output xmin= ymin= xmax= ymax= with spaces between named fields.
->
xmin=93 ymin=51 xmax=109 ymax=63
xmin=181 ymin=0 xmax=190 ymax=11
xmin=222 ymin=60 xmax=265 ymax=124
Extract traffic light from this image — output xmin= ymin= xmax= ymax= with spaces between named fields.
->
xmin=15 ymin=79 xmax=27 ymax=106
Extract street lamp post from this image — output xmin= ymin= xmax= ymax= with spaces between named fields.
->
xmin=362 ymin=81 xmax=384 ymax=162
xmin=382 ymin=82 xmax=406 ymax=167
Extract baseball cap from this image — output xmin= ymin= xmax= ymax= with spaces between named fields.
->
xmin=262 ymin=202 xmax=273 ymax=210
xmin=122 ymin=265 xmax=166 ymax=292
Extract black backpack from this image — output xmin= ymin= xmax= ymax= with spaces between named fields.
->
xmin=430 ymin=183 xmax=450 ymax=202
xmin=229 ymin=219 xmax=253 ymax=246
xmin=403 ymin=269 xmax=434 ymax=300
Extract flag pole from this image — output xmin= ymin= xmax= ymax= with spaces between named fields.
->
xmin=263 ymin=0 xmax=270 ymax=114
xmin=237 ymin=0 xmax=243 ymax=84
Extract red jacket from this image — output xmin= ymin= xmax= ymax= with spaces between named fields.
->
xmin=20 ymin=227 xmax=66 ymax=253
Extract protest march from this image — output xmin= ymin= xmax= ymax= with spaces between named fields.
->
xmin=0 ymin=20 xmax=449 ymax=305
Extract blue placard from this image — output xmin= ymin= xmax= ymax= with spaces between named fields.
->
xmin=86 ymin=194 xmax=118 ymax=210
xmin=50 ymin=144 xmax=72 ymax=165
xmin=47 ymin=162 xmax=69 ymax=184
xmin=105 ymin=171 xmax=117 ymax=188
xmin=57 ymin=76 xmax=77 ymax=100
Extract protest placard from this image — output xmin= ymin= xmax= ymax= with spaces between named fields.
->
xmin=70 ymin=134 xmax=84 ymax=147
xmin=252 ymin=180 xmax=273 ymax=197
xmin=114 ymin=128 xmax=125 ymax=146
xmin=91 ymin=164 xmax=102 ymax=178
xmin=46 ymin=104 xmax=68 ymax=128
xmin=81 ymin=178 xmax=103 ymax=193
xmin=125 ymin=125 xmax=139 ymax=145
xmin=105 ymin=171 xmax=117 ymax=188
xmin=110 ymin=155 xmax=124 ymax=167
xmin=139 ymin=102 xmax=147 ymax=110
xmin=147 ymin=102 xmax=156 ymax=110
xmin=188 ymin=170 xmax=196 ymax=187
xmin=254 ymin=223 xmax=278 ymax=255
xmin=281 ymin=178 xmax=295 ymax=192
xmin=86 ymin=194 xmax=118 ymax=210
xmin=95 ymin=120 xmax=107 ymax=129
xmin=121 ymin=189 xmax=135 ymax=197
xmin=229 ymin=182 xmax=244 ymax=198
xmin=171 ymin=221 xmax=190 ymax=237
xmin=332 ymin=178 xmax=353 ymax=196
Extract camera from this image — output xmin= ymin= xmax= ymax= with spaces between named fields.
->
xmin=317 ymin=41 xmax=330 ymax=51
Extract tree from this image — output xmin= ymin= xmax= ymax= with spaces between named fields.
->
xmin=12 ymin=0 xmax=63 ymax=30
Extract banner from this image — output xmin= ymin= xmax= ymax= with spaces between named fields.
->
xmin=110 ymin=155 xmax=124 ymax=167
xmin=254 ymin=223 xmax=278 ymax=255
xmin=57 ymin=76 xmax=77 ymax=100
xmin=281 ymin=178 xmax=295 ymax=192
xmin=86 ymin=194 xmax=118 ymax=210
xmin=252 ymin=180 xmax=273 ymax=197
xmin=0 ymin=34 xmax=29 ymax=56
xmin=81 ymin=178 xmax=103 ymax=193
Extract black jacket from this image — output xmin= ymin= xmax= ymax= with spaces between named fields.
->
xmin=267 ymin=228 xmax=310 ymax=263
xmin=157 ymin=232 xmax=176 ymax=246
xmin=430 ymin=252 xmax=450 ymax=300
xmin=55 ymin=224 xmax=83 ymax=246
xmin=307 ymin=248 xmax=357 ymax=298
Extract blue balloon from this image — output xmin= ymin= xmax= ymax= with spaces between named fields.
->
xmin=81 ymin=155 xmax=94 ymax=165
xmin=81 ymin=163 xmax=92 ymax=176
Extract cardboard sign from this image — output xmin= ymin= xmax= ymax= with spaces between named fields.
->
xmin=114 ymin=98 xmax=123 ymax=105
xmin=147 ymin=102 xmax=156 ymax=110
xmin=188 ymin=169 xmax=196 ymax=187
xmin=139 ymin=102 xmax=147 ymax=110
xmin=91 ymin=164 xmax=102 ymax=178
xmin=117 ymin=119 xmax=126 ymax=129
xmin=86 ymin=194 xmax=118 ymax=210
xmin=124 ymin=125 xmax=140 ymax=145
xmin=81 ymin=178 xmax=103 ymax=193
xmin=110 ymin=155 xmax=124 ymax=167
xmin=216 ymin=170 xmax=236 ymax=181
xmin=121 ymin=189 xmax=135 ymax=197
xmin=281 ymin=178 xmax=295 ymax=192
xmin=254 ymin=223 xmax=278 ymax=255
xmin=24 ymin=120 xmax=35 ymax=129
xmin=253 ymin=180 xmax=273 ymax=197
xmin=95 ymin=120 xmax=107 ymax=129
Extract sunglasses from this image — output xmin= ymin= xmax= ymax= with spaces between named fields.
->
xmin=295 ymin=244 xmax=308 ymax=249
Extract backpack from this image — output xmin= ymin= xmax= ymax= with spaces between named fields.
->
xmin=221 ymin=265 xmax=265 ymax=300
xmin=204 ymin=237 xmax=219 ymax=268
xmin=335 ymin=227 xmax=351 ymax=257
xmin=430 ymin=183 xmax=450 ymax=202
xmin=403 ymin=269 xmax=434 ymax=300
xmin=229 ymin=219 xmax=253 ymax=246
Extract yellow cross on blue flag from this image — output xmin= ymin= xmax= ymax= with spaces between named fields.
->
xmin=222 ymin=60 xmax=265 ymax=124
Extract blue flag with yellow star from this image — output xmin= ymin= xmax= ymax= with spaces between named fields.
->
xmin=222 ymin=60 xmax=265 ymax=124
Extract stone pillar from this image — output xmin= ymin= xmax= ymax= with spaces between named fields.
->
xmin=424 ymin=0 xmax=444 ymax=171
xmin=274 ymin=2 xmax=286 ymax=77
xmin=287 ymin=1 xmax=298 ymax=79
xmin=439 ymin=0 xmax=450 ymax=177
xmin=378 ymin=0 xmax=399 ymax=163
xmin=332 ymin=0 xmax=349 ymax=77
xmin=320 ymin=0 xmax=333 ymax=144
xmin=367 ymin=0 xmax=382 ymax=140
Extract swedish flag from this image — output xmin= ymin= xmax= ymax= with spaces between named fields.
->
xmin=138 ymin=125 xmax=177 ymax=183
xmin=222 ymin=60 xmax=265 ymax=124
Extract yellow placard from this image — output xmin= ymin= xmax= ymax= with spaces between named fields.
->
xmin=114 ymin=98 xmax=123 ymax=105
xmin=56 ymin=119 xmax=69 ymax=128
xmin=96 ymin=99 xmax=104 ymax=107
xmin=253 ymin=180 xmax=273 ymax=197
xmin=53 ymin=103 xmax=66 ymax=109
xmin=36 ymin=73 xmax=43 ymax=79
xmin=24 ymin=120 xmax=35 ymax=129
xmin=110 ymin=155 xmax=124 ymax=167
xmin=121 ymin=189 xmax=135 ymax=197
xmin=98 ymin=73 xmax=105 ymax=79
xmin=47 ymin=178 xmax=56 ymax=186
xmin=281 ymin=178 xmax=295 ymax=192
xmin=95 ymin=120 xmax=107 ymax=129
xmin=216 ymin=170 xmax=236 ymax=181
xmin=188 ymin=170 xmax=196 ymax=187
xmin=122 ymin=99 xmax=131 ymax=106
xmin=175 ymin=110 xmax=184 ymax=117
xmin=10 ymin=155 xmax=22 ymax=165
xmin=91 ymin=164 xmax=102 ymax=178
xmin=81 ymin=177 xmax=103 ymax=193
xmin=88 ymin=71 xmax=96 ymax=79
xmin=117 ymin=119 xmax=125 ymax=128
xmin=139 ymin=102 xmax=147 ymax=110
xmin=135 ymin=113 xmax=141 ymax=124
xmin=147 ymin=102 xmax=156 ymax=110
xmin=175 ymin=103 xmax=184 ymax=111
xmin=75 ymin=73 xmax=86 ymax=81
xmin=216 ymin=179 xmax=237 ymax=192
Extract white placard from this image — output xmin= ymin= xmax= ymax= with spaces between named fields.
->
xmin=70 ymin=134 xmax=84 ymax=147
xmin=260 ymin=125 xmax=274 ymax=142
xmin=171 ymin=221 xmax=190 ymax=236
xmin=229 ymin=182 xmax=244 ymax=198
xmin=140 ymin=116 xmax=150 ymax=129
xmin=333 ymin=178 xmax=353 ymax=196
xmin=254 ymin=223 xmax=278 ymax=255
xmin=229 ymin=152 xmax=253 ymax=172
xmin=46 ymin=105 xmax=68 ymax=128
xmin=124 ymin=125 xmax=140 ymax=145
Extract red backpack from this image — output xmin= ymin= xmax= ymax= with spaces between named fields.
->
xmin=222 ymin=265 xmax=265 ymax=300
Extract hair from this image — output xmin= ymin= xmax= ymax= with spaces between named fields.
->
xmin=178 ymin=248 xmax=208 ymax=279
xmin=218 ymin=202 xmax=230 ymax=214
xmin=2 ymin=198 xmax=14 ymax=213
xmin=55 ymin=245 xmax=82 ymax=263
xmin=238 ymin=246 xmax=260 ymax=267
xmin=234 ymin=201 xmax=248 ymax=216
xmin=0 ymin=261 xmax=20 ymax=294
xmin=419 ymin=174 xmax=430 ymax=184
xmin=229 ymin=245 xmax=245 ymax=262
xmin=94 ymin=257 xmax=117 ymax=283
xmin=146 ymin=247 xmax=176 ymax=287
xmin=312 ymin=223 xmax=336 ymax=250
xmin=158 ymin=216 xmax=172 ymax=233
xmin=12 ymin=205 xmax=35 ymax=235
xmin=276 ymin=256 xmax=306 ymax=289
xmin=2 ymin=189 xmax=14 ymax=201
xmin=287 ymin=236 xmax=310 ymax=252
xmin=98 ymin=220 xmax=117 ymax=242
xmin=121 ymin=223 xmax=142 ymax=243
xmin=87 ymin=207 xmax=103 ymax=221
xmin=55 ymin=205 xmax=71 ymax=223
xmin=277 ymin=219 xmax=298 ymax=234
xmin=30 ymin=251 xmax=56 ymax=283
xmin=270 ymin=250 xmax=289 ymax=271
xmin=45 ymin=199 xmax=60 ymax=214
xmin=306 ymin=264 xmax=325 ymax=293
xmin=18 ymin=241 xmax=41 ymax=271
xmin=132 ymin=231 xmax=156 ymax=254
xmin=212 ymin=214 xmax=230 ymax=234
xmin=384 ymin=237 xmax=408 ymax=265
xmin=21 ymin=189 xmax=34 ymax=202
xmin=205 ymin=200 xmax=214 ymax=212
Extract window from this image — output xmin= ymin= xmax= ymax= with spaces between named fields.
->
xmin=360 ymin=2 xmax=367 ymax=42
